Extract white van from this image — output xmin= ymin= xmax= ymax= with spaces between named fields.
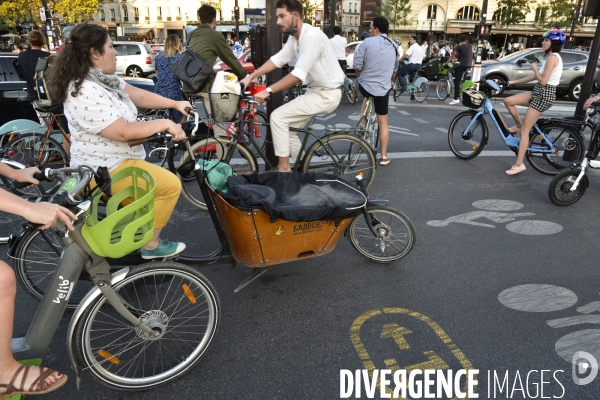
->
xmin=113 ymin=42 xmax=156 ymax=78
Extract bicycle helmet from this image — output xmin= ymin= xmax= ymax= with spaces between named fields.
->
xmin=438 ymin=40 xmax=445 ymax=47
xmin=543 ymin=29 xmax=566 ymax=45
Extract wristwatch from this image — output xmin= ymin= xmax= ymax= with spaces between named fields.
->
xmin=266 ymin=87 xmax=272 ymax=94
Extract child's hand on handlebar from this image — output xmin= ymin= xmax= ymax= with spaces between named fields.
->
xmin=21 ymin=202 xmax=77 ymax=231
xmin=10 ymin=167 xmax=41 ymax=186
xmin=166 ymin=122 xmax=186 ymax=142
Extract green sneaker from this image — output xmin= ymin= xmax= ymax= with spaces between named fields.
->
xmin=141 ymin=239 xmax=186 ymax=260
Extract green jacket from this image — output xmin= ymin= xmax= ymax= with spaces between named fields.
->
xmin=185 ymin=24 xmax=248 ymax=93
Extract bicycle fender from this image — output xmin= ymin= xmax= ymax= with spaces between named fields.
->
xmin=0 ymin=119 xmax=45 ymax=136
xmin=6 ymin=226 xmax=27 ymax=258
xmin=66 ymin=267 xmax=131 ymax=389
xmin=414 ymin=77 xmax=429 ymax=87
xmin=367 ymin=199 xmax=389 ymax=207
xmin=460 ymin=80 xmax=476 ymax=91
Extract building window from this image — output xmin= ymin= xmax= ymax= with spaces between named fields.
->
xmin=176 ymin=7 xmax=182 ymax=20
xmin=157 ymin=7 xmax=162 ymax=21
xmin=493 ymin=7 xmax=514 ymax=22
xmin=456 ymin=6 xmax=479 ymax=20
xmin=145 ymin=7 xmax=150 ymax=21
xmin=427 ymin=5 xmax=437 ymax=20
xmin=123 ymin=7 xmax=129 ymax=22
xmin=100 ymin=10 xmax=105 ymax=21
xmin=534 ymin=6 xmax=547 ymax=22
xmin=134 ymin=7 xmax=139 ymax=22
xmin=110 ymin=9 xmax=116 ymax=22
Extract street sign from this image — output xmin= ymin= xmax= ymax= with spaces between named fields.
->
xmin=39 ymin=7 xmax=45 ymax=21
xmin=233 ymin=43 xmax=244 ymax=57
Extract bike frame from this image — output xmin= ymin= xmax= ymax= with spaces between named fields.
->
xmin=463 ymin=97 xmax=558 ymax=153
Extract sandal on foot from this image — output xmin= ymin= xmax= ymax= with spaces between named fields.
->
xmin=379 ymin=156 xmax=391 ymax=166
xmin=505 ymin=164 xmax=526 ymax=175
xmin=508 ymin=125 xmax=521 ymax=133
xmin=0 ymin=365 xmax=68 ymax=400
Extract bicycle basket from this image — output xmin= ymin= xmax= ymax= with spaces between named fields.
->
xmin=462 ymin=88 xmax=486 ymax=109
xmin=209 ymin=92 xmax=240 ymax=122
xmin=81 ymin=166 xmax=155 ymax=258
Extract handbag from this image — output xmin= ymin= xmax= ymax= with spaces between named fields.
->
xmin=170 ymin=50 xmax=214 ymax=93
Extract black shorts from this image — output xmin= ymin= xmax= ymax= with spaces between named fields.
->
xmin=358 ymin=84 xmax=389 ymax=116
xmin=338 ymin=60 xmax=347 ymax=71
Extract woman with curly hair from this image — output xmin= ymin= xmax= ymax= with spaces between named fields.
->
xmin=49 ymin=24 xmax=189 ymax=259
xmin=154 ymin=34 xmax=186 ymax=123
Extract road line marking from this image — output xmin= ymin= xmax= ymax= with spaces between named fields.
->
xmin=435 ymin=128 xmax=447 ymax=133
xmin=316 ymin=113 xmax=337 ymax=121
xmin=390 ymin=129 xmax=419 ymax=136
xmin=389 ymin=126 xmax=409 ymax=131
xmin=413 ymin=118 xmax=429 ymax=124
xmin=398 ymin=111 xmax=411 ymax=115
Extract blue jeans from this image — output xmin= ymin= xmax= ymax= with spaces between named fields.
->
xmin=397 ymin=63 xmax=421 ymax=89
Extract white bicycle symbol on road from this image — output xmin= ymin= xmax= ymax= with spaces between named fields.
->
xmin=427 ymin=199 xmax=563 ymax=235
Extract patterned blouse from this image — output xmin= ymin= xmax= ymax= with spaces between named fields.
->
xmin=154 ymin=53 xmax=185 ymax=122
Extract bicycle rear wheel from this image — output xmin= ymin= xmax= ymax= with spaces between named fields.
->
xmin=448 ymin=110 xmax=487 ymax=160
xmin=301 ymin=133 xmax=376 ymax=188
xmin=74 ymin=262 xmax=220 ymax=390
xmin=526 ymin=124 xmax=584 ymax=176
xmin=7 ymin=132 xmax=69 ymax=169
xmin=436 ymin=79 xmax=450 ymax=101
xmin=348 ymin=206 xmax=416 ymax=262
xmin=414 ymin=81 xmax=430 ymax=102
xmin=177 ymin=137 xmax=257 ymax=210
xmin=346 ymin=81 xmax=357 ymax=104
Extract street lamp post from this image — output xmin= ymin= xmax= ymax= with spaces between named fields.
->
xmin=568 ymin=0 xmax=583 ymax=48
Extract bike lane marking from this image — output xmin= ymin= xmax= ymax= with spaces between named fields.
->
xmin=350 ymin=307 xmax=476 ymax=397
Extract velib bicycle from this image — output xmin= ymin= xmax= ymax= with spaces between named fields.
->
xmin=174 ymin=88 xmax=377 ymax=210
xmin=448 ymin=79 xmax=585 ymax=175
xmin=548 ymin=101 xmax=600 ymax=205
xmin=392 ymin=62 xmax=430 ymax=103
xmin=354 ymin=96 xmax=379 ymax=151
xmin=9 ymin=126 xmax=415 ymax=311
xmin=9 ymin=165 xmax=220 ymax=390
xmin=435 ymin=62 xmax=476 ymax=101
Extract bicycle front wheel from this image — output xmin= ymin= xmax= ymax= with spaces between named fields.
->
xmin=448 ymin=110 xmax=487 ymax=160
xmin=414 ymin=81 xmax=430 ymax=103
xmin=355 ymin=114 xmax=379 ymax=150
xmin=348 ymin=206 xmax=416 ymax=262
xmin=74 ymin=262 xmax=220 ymax=390
xmin=178 ymin=137 xmax=257 ymax=210
xmin=548 ymin=169 xmax=587 ymax=206
xmin=242 ymin=110 xmax=268 ymax=159
xmin=526 ymin=124 xmax=584 ymax=176
xmin=13 ymin=228 xmax=96 ymax=309
xmin=436 ymin=79 xmax=450 ymax=101
xmin=302 ymin=133 xmax=376 ymax=188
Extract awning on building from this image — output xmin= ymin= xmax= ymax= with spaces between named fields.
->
xmin=124 ymin=28 xmax=151 ymax=36
xmin=215 ymin=25 xmax=250 ymax=32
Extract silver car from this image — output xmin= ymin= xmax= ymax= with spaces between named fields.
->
xmin=480 ymin=49 xmax=589 ymax=101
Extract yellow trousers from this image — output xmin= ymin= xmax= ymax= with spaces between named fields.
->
xmin=111 ymin=159 xmax=181 ymax=229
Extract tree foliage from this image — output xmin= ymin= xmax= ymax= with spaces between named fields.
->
xmin=0 ymin=0 xmax=103 ymax=30
xmin=300 ymin=0 xmax=321 ymax=25
xmin=379 ymin=0 xmax=412 ymax=34
xmin=538 ymin=0 xmax=573 ymax=29
xmin=494 ymin=0 xmax=531 ymax=50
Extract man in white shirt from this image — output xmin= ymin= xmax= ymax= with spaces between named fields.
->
xmin=329 ymin=25 xmax=348 ymax=72
xmin=240 ymin=0 xmax=344 ymax=172
xmin=396 ymin=36 xmax=425 ymax=100
xmin=421 ymin=40 xmax=429 ymax=55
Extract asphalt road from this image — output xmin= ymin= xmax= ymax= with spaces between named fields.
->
xmin=2 ymin=95 xmax=600 ymax=399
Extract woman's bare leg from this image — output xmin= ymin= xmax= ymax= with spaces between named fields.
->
xmin=503 ymin=92 xmax=532 ymax=131
xmin=513 ymin=107 xmax=543 ymax=167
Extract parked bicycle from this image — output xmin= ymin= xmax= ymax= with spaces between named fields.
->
xmin=548 ymin=101 xmax=600 ymax=205
xmin=448 ymin=79 xmax=584 ymax=175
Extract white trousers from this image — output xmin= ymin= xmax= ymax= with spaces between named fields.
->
xmin=270 ymin=87 xmax=341 ymax=160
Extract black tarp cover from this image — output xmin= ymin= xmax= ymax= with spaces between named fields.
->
xmin=217 ymin=172 xmax=367 ymax=222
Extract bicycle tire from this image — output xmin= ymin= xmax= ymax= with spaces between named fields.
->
xmin=414 ymin=81 xmax=430 ymax=103
xmin=355 ymin=115 xmax=379 ymax=150
xmin=301 ymin=133 xmax=376 ymax=188
xmin=347 ymin=206 xmax=416 ymax=262
xmin=73 ymin=261 xmax=220 ymax=390
xmin=177 ymin=137 xmax=257 ymax=210
xmin=436 ymin=79 xmax=450 ymax=101
xmin=548 ymin=169 xmax=588 ymax=206
xmin=525 ymin=124 xmax=585 ymax=176
xmin=7 ymin=132 xmax=69 ymax=170
xmin=13 ymin=228 xmax=94 ymax=309
xmin=346 ymin=82 xmax=357 ymax=104
xmin=448 ymin=110 xmax=487 ymax=160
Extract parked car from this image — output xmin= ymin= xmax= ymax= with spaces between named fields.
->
xmin=345 ymin=41 xmax=361 ymax=74
xmin=0 ymin=53 xmax=156 ymax=127
xmin=478 ymin=48 xmax=592 ymax=101
xmin=150 ymin=44 xmax=164 ymax=54
xmin=213 ymin=49 xmax=255 ymax=75
xmin=113 ymin=41 xmax=156 ymax=78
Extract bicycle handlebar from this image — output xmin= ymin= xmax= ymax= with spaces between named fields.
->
xmin=12 ymin=171 xmax=49 ymax=189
